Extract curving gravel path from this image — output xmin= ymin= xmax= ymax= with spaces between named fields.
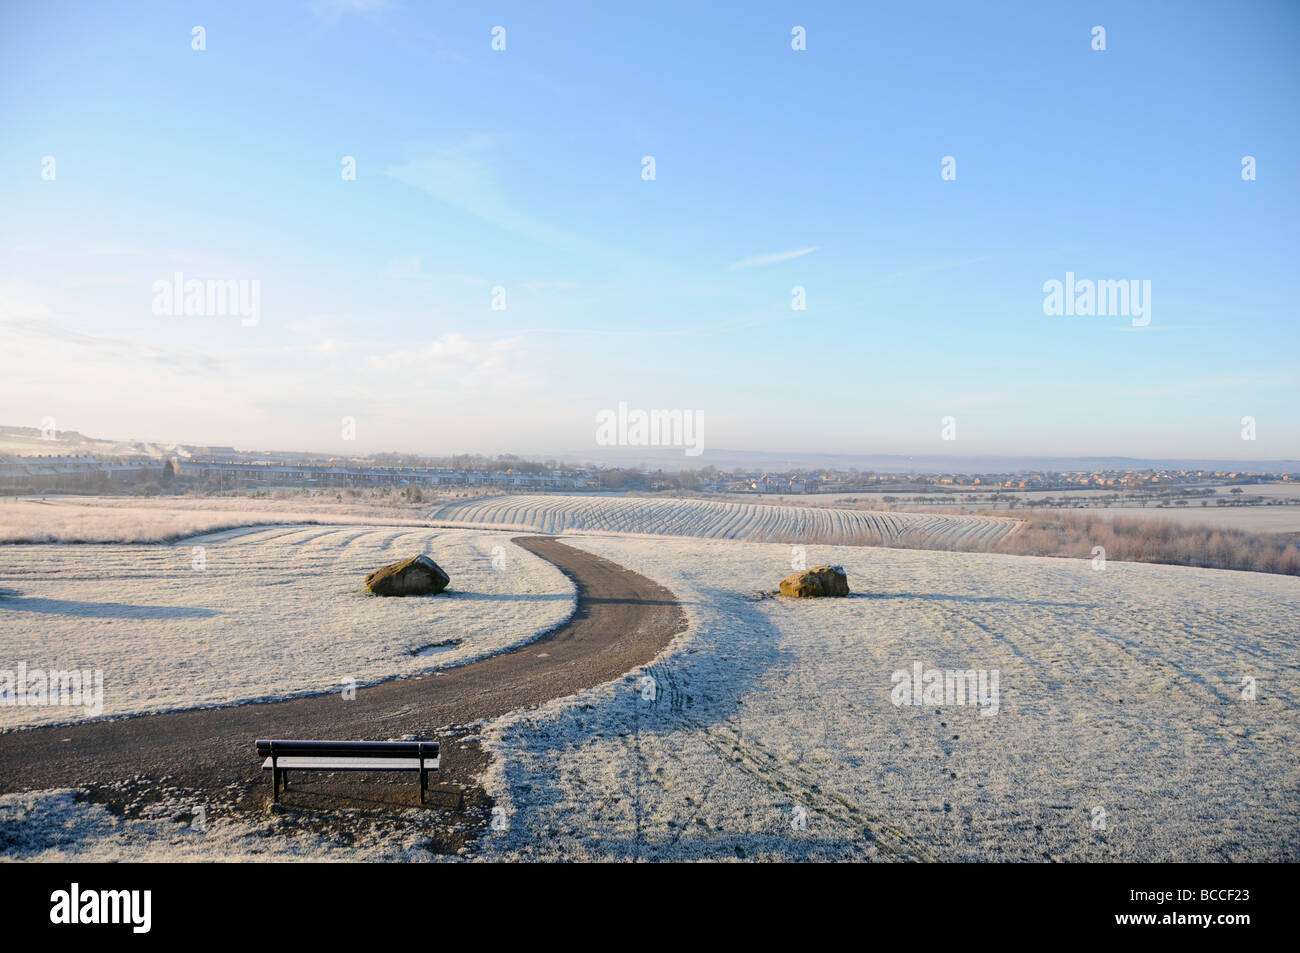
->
xmin=0 ymin=536 xmax=687 ymax=808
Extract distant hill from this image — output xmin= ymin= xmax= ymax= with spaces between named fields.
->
xmin=544 ymin=446 xmax=1300 ymax=475
xmin=0 ymin=425 xmax=170 ymax=458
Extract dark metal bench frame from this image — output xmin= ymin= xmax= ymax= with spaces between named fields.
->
xmin=255 ymin=739 xmax=441 ymax=804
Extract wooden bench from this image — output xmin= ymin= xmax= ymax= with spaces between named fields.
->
xmin=255 ymin=739 xmax=440 ymax=804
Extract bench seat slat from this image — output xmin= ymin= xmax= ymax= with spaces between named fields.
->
xmin=256 ymin=740 xmax=438 ymax=758
xmin=262 ymin=756 xmax=440 ymax=771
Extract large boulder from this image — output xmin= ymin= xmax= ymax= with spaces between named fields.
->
xmin=365 ymin=555 xmax=450 ymax=596
xmin=779 ymin=564 xmax=849 ymax=598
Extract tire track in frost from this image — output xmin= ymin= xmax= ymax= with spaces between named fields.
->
xmin=911 ymin=588 xmax=1235 ymax=712
xmin=681 ymin=714 xmax=936 ymax=860
xmin=627 ymin=612 xmax=932 ymax=861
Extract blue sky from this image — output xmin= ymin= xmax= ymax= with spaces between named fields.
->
xmin=1 ymin=0 xmax=1296 ymax=460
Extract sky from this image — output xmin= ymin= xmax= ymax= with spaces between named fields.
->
xmin=1 ymin=0 xmax=1297 ymax=462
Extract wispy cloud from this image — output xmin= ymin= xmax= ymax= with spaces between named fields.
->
xmin=366 ymin=332 xmax=521 ymax=381
xmin=306 ymin=0 xmax=390 ymax=21
xmin=2 ymin=315 xmax=229 ymax=375
xmin=0 ymin=277 xmax=55 ymax=322
xmin=727 ymin=247 xmax=818 ymax=270
xmin=1112 ymin=324 xmax=1207 ymax=333
xmin=384 ymin=138 xmax=592 ymax=253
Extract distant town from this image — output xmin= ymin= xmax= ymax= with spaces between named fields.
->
xmin=1 ymin=441 xmax=1295 ymax=498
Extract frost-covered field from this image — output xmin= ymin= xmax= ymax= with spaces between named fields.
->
xmin=0 ymin=526 xmax=573 ymax=729
xmin=716 ymin=487 xmax=1300 ymax=534
xmin=429 ymin=494 xmax=1020 ymax=547
xmin=0 ymin=775 xmax=490 ymax=861
xmin=4 ymin=508 xmax=1297 ymax=862
xmin=0 ymin=497 xmax=430 ymax=543
xmin=11 ymin=535 xmax=1293 ymax=862
xmin=0 ymin=787 xmax=439 ymax=862
xmin=476 ymin=537 xmax=1300 ymax=861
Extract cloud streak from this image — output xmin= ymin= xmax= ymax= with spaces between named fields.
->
xmin=383 ymin=139 xmax=593 ymax=254
xmin=727 ymin=247 xmax=819 ymax=270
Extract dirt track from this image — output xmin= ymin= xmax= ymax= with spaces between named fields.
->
xmin=0 ymin=536 xmax=687 ymax=810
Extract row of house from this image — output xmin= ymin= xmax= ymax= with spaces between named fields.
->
xmin=176 ymin=460 xmax=598 ymax=490
xmin=0 ymin=456 xmax=165 ymax=489
xmin=744 ymin=473 xmax=816 ymax=493
xmin=0 ymin=455 xmax=601 ymax=492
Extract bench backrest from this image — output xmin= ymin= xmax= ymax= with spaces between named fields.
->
xmin=255 ymin=739 xmax=439 ymax=760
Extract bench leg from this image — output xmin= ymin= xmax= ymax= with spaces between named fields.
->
xmin=272 ymin=767 xmax=280 ymax=803
xmin=420 ymin=769 xmax=426 ymax=805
